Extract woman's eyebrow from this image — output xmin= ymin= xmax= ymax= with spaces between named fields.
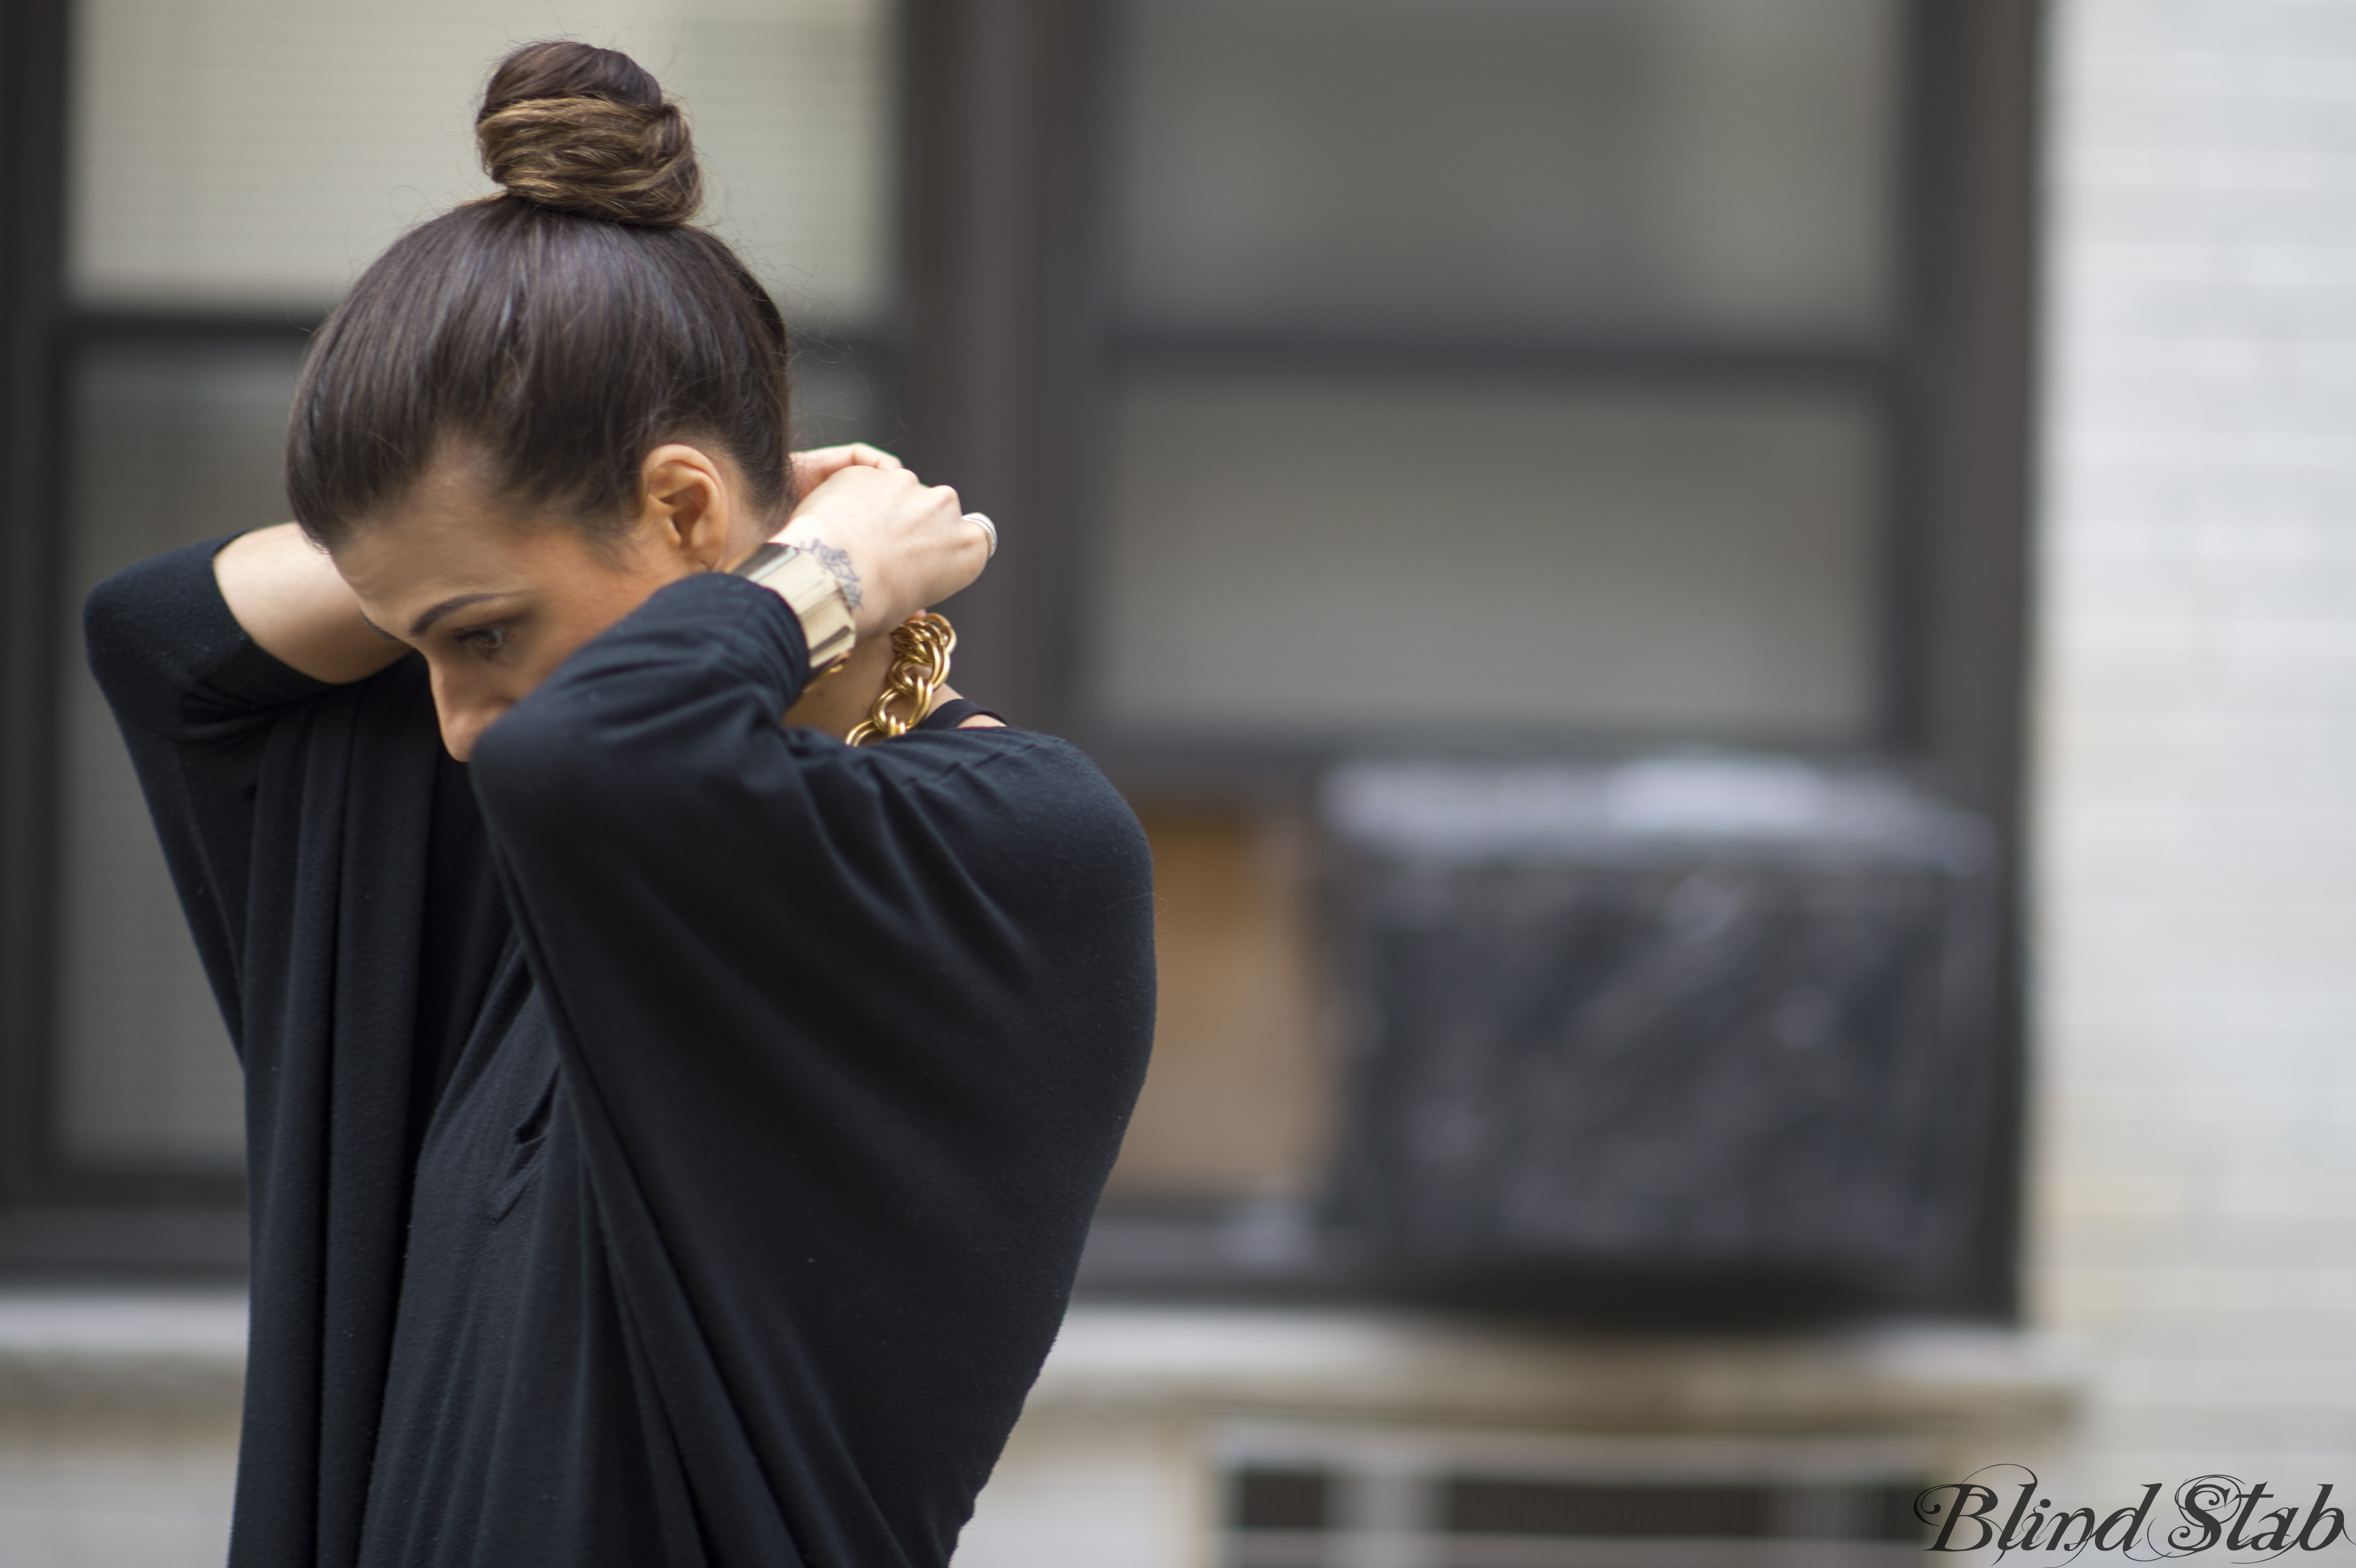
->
xmin=405 ymin=591 xmax=515 ymax=638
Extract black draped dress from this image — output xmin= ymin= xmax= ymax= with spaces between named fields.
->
xmin=85 ymin=541 xmax=1157 ymax=1568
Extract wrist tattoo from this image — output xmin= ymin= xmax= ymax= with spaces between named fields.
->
xmin=791 ymin=538 xmax=863 ymax=611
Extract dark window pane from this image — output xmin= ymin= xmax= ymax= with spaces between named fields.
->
xmin=52 ymin=335 xmax=303 ymax=1171
xmin=1233 ymin=1468 xmax=1334 ymax=1531
xmin=1870 ymin=1483 xmax=1931 ymax=1543
xmin=1440 ymin=1477 xmax=1929 ymax=1540
xmin=1443 ymin=1480 xmax=1769 ymax=1538
xmin=1090 ymin=369 xmax=1881 ymax=743
xmin=1113 ymin=0 xmax=1899 ymax=339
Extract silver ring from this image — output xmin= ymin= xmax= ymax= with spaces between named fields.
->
xmin=964 ymin=512 xmax=997 ymax=559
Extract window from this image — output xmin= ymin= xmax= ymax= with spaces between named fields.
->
xmin=1092 ymin=0 xmax=1901 ymax=747
xmin=903 ymin=0 xmax=2035 ymax=1317
xmin=0 ymin=0 xmax=900 ymax=1264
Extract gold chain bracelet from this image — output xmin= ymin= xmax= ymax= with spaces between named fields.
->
xmin=844 ymin=612 xmax=957 ymax=746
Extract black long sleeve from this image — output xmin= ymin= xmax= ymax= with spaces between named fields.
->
xmin=84 ymin=539 xmax=342 ymax=1046
xmin=86 ymin=545 xmax=1157 ymax=1568
xmin=467 ymin=572 xmax=1157 ymax=1564
xmin=88 ymin=541 xmax=508 ymax=1568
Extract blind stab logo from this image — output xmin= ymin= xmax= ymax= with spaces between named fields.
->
xmin=1914 ymin=1469 xmax=2349 ymax=1558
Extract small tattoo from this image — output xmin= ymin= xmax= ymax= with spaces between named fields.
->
xmin=796 ymin=538 xmax=863 ymax=611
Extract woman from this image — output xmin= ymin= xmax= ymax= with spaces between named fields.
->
xmin=86 ymin=41 xmax=1156 ymax=1568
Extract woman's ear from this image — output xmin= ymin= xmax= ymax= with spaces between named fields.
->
xmin=638 ymin=444 xmax=731 ymax=569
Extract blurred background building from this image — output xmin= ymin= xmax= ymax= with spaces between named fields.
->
xmin=0 ymin=0 xmax=2351 ymax=1563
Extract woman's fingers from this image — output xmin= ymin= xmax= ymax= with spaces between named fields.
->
xmin=789 ymin=443 xmax=906 ymax=492
xmin=915 ymin=483 xmax=988 ymax=603
xmin=778 ymin=467 xmax=987 ymax=639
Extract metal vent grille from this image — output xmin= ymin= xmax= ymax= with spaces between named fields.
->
xmin=1220 ymin=1425 xmax=1927 ymax=1568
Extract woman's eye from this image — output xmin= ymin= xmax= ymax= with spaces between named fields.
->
xmin=455 ymin=625 xmax=511 ymax=658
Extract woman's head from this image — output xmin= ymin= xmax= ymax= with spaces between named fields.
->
xmin=287 ymin=41 xmax=792 ymax=556
xmin=286 ymin=41 xmax=796 ymax=755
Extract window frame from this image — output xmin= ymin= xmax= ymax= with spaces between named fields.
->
xmin=901 ymin=0 xmax=2042 ymax=1319
xmin=0 ymin=1 xmax=339 ymax=1245
xmin=0 ymin=0 xmax=246 ymax=1271
xmin=0 ymin=307 xmax=283 ymax=1270
xmin=0 ymin=0 xmax=71 ymax=1224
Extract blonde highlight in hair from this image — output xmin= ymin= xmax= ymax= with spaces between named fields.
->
xmin=478 ymin=94 xmax=701 ymax=227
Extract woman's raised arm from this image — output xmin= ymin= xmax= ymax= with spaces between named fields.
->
xmin=215 ymin=523 xmax=412 ymax=684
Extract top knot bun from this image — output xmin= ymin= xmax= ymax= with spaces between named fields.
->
xmin=477 ymin=42 xmax=701 ymax=227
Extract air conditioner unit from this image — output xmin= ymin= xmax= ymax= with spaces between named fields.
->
xmin=1320 ymin=755 xmax=1998 ymax=1309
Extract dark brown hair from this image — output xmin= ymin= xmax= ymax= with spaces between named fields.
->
xmin=286 ymin=41 xmax=792 ymax=547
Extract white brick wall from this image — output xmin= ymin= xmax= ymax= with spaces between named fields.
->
xmin=2032 ymin=0 xmax=2356 ymax=1517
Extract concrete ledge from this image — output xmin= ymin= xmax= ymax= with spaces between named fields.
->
xmin=0 ymin=1293 xmax=2073 ymax=1443
xmin=1027 ymin=1305 xmax=2076 ymax=1438
xmin=0 ymin=1290 xmax=245 ymax=1418
xmin=0 ymin=1292 xmax=243 ymax=1568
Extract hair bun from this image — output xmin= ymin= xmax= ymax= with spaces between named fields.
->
xmin=477 ymin=42 xmax=701 ymax=227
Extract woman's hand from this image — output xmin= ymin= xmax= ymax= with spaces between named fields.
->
xmin=773 ymin=455 xmax=986 ymax=641
xmin=789 ymin=443 xmax=904 ymax=492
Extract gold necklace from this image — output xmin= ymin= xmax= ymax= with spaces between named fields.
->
xmin=845 ymin=612 xmax=957 ymax=745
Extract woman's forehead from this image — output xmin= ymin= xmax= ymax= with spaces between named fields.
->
xmin=331 ymin=494 xmax=606 ymax=619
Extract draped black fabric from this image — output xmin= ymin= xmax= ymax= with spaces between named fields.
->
xmin=86 ymin=541 xmax=1156 ymax=1568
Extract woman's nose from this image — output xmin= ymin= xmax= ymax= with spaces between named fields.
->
xmin=440 ymin=714 xmax=481 ymax=762
xmin=436 ymin=697 xmax=502 ymax=763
